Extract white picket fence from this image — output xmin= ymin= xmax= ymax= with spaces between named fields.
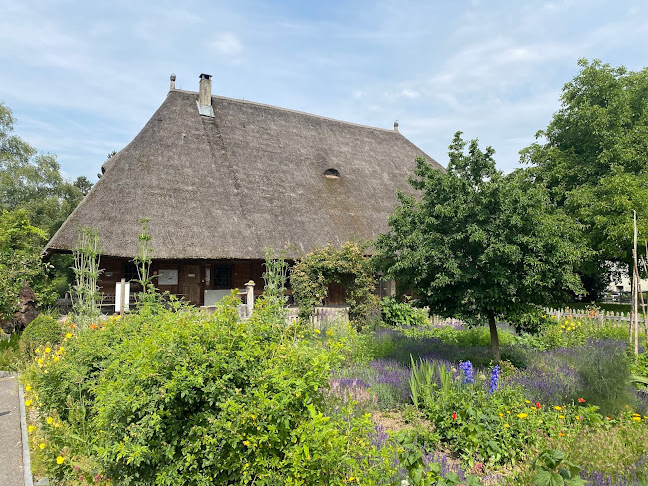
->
xmin=286 ymin=306 xmax=349 ymax=329
xmin=543 ymin=307 xmax=639 ymax=324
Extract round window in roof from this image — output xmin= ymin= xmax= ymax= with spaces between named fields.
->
xmin=324 ymin=168 xmax=341 ymax=179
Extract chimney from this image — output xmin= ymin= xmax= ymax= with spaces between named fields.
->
xmin=393 ymin=120 xmax=399 ymax=132
xmin=199 ymin=73 xmax=212 ymax=106
xmin=169 ymin=73 xmax=176 ymax=91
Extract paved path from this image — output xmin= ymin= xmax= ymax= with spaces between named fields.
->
xmin=0 ymin=375 xmax=26 ymax=486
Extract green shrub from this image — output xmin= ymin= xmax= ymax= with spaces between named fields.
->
xmin=19 ymin=315 xmax=62 ymax=359
xmin=574 ymin=340 xmax=634 ymax=416
xmin=381 ymin=296 xmax=428 ymax=327
xmin=506 ymin=306 xmax=556 ymax=334
xmin=0 ymin=331 xmax=21 ymax=370
xmin=24 ymin=296 xmax=400 ymax=485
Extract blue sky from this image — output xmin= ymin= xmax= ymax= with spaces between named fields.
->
xmin=1 ymin=0 xmax=647 ymax=180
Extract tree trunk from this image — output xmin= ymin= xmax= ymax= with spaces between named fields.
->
xmin=488 ymin=312 xmax=501 ymax=363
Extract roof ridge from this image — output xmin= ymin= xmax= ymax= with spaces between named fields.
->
xmin=171 ymin=89 xmax=397 ymax=133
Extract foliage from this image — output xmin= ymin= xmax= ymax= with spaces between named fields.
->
xmin=560 ymin=420 xmax=648 ymax=485
xmin=291 ymin=241 xmax=379 ymax=325
xmin=531 ymin=449 xmax=584 ymax=486
xmin=0 ymin=101 xmax=89 ymax=237
xmin=19 ymin=315 xmax=62 ymax=360
xmin=0 ymin=331 xmax=21 ymax=370
xmin=375 ymin=132 xmax=587 ymax=361
xmin=521 ymin=59 xmax=648 ymax=292
xmin=23 ymin=297 xmax=404 ymax=484
xmin=381 ymin=296 xmax=429 ymax=327
xmin=70 ymin=226 xmax=102 ymax=328
xmin=261 ymin=248 xmax=289 ymax=320
xmin=0 ymin=209 xmax=49 ymax=322
xmin=509 ymin=340 xmax=634 ymax=416
xmin=506 ymin=306 xmax=554 ymax=334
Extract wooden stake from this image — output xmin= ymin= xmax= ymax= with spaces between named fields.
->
xmin=120 ymin=278 xmax=126 ymax=317
xmin=633 ymin=211 xmax=639 ymax=356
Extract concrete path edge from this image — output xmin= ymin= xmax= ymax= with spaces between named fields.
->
xmin=18 ymin=378 xmax=34 ymax=486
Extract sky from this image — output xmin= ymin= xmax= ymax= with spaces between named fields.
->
xmin=1 ymin=0 xmax=647 ymax=181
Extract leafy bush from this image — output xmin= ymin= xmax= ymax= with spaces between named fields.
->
xmin=381 ymin=297 xmax=428 ymax=327
xmin=24 ymin=296 xmax=402 ymax=485
xmin=561 ymin=420 xmax=648 ymax=485
xmin=506 ymin=306 xmax=555 ymax=334
xmin=0 ymin=331 xmax=20 ymax=370
xmin=19 ymin=314 xmax=62 ymax=359
xmin=575 ymin=339 xmax=634 ymax=416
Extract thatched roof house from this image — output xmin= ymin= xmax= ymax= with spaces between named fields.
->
xmin=45 ymin=74 xmax=443 ymax=306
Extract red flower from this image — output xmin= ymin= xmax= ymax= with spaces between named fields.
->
xmin=536 ymin=402 xmax=541 ymax=409
xmin=578 ymin=398 xmax=586 ymax=403
xmin=452 ymin=412 xmax=457 ymax=420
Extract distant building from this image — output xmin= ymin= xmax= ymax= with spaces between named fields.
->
xmin=45 ymin=74 xmax=444 ymax=306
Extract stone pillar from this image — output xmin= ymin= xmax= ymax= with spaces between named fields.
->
xmin=245 ymin=280 xmax=255 ymax=317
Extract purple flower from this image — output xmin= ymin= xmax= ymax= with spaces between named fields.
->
xmin=458 ymin=361 xmax=473 ymax=384
xmin=489 ymin=365 xmax=500 ymax=394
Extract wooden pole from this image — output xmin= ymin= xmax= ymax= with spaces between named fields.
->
xmin=633 ymin=211 xmax=639 ymax=356
xmin=120 ymin=278 xmax=126 ymax=317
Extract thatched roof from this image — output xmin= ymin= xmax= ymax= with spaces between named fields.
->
xmin=45 ymin=85 xmax=444 ymax=260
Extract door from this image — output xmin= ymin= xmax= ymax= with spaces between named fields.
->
xmin=180 ymin=264 xmax=202 ymax=305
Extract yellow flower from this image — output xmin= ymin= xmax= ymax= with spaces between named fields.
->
xmin=25 ymin=399 xmax=32 ymax=407
xmin=506 ymin=410 xmax=510 ymax=414
xmin=44 ymin=347 xmax=51 ymax=354
xmin=25 ymin=385 xmax=31 ymax=391
xmin=632 ymin=413 xmax=641 ymax=417
xmin=498 ymin=413 xmax=503 ymax=418
xmin=53 ymin=356 xmax=59 ymax=363
xmin=525 ymin=400 xmax=530 ymax=404
xmin=517 ymin=413 xmax=528 ymax=419
xmin=315 ymin=329 xmax=320 ymax=334
xmin=46 ymin=417 xmax=54 ymax=425
xmin=65 ymin=333 xmax=72 ymax=339
xmin=243 ymin=440 xmax=250 ymax=447
xmin=28 ymin=425 xmax=36 ymax=433
xmin=633 ymin=416 xmax=642 ymax=422
xmin=56 ymin=456 xmax=65 ymax=464
xmin=503 ymin=423 xmax=509 ymax=428
xmin=554 ymin=406 xmax=562 ymax=411
xmin=39 ymin=443 xmax=46 ymax=450
xmin=37 ymin=358 xmax=44 ymax=365
xmin=35 ymin=348 xmax=40 ymax=354
xmin=558 ymin=415 xmax=565 ymax=419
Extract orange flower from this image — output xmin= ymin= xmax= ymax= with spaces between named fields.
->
xmin=578 ymin=398 xmax=585 ymax=403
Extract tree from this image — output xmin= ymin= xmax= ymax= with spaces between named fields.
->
xmin=0 ymin=101 xmax=88 ymax=236
xmin=522 ymin=59 xmax=648 ymax=295
xmin=375 ymin=132 xmax=587 ymax=361
xmin=0 ymin=209 xmax=48 ymax=324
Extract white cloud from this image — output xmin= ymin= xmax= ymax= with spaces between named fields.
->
xmin=208 ymin=33 xmax=244 ymax=57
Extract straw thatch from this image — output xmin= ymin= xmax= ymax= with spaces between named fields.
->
xmin=45 ymin=87 xmax=444 ymax=260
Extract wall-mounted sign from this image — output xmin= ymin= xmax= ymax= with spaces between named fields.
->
xmin=158 ymin=269 xmax=178 ymax=285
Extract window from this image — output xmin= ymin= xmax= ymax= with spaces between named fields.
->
xmin=123 ymin=261 xmax=139 ymax=281
xmin=212 ymin=265 xmax=232 ymax=289
xmin=324 ymin=168 xmax=340 ymax=179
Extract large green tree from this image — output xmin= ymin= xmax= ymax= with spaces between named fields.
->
xmin=0 ymin=101 xmax=93 ymax=304
xmin=375 ymin=132 xmax=587 ymax=361
xmin=0 ymin=101 xmax=89 ymax=236
xmin=521 ymin=59 xmax=648 ymax=294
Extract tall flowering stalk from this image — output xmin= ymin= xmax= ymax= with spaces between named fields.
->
xmin=489 ymin=365 xmax=500 ymax=394
xmin=458 ymin=361 xmax=474 ymax=384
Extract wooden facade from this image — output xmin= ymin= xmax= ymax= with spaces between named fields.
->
xmin=98 ymin=257 xmax=348 ymax=307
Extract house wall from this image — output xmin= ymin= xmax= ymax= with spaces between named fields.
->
xmin=96 ymin=257 xmax=392 ymax=308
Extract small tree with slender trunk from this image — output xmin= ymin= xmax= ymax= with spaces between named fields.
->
xmin=374 ymin=132 xmax=588 ymax=362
